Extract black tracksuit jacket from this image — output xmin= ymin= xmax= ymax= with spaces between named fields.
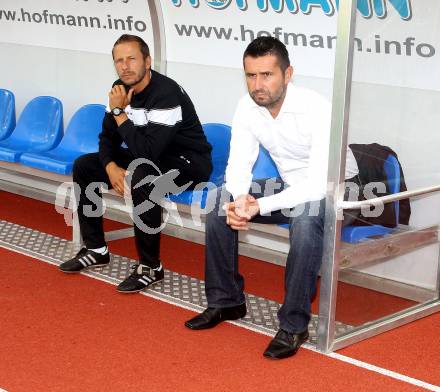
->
xmin=98 ymin=69 xmax=212 ymax=180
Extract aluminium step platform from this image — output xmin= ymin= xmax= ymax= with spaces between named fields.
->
xmin=0 ymin=219 xmax=354 ymax=345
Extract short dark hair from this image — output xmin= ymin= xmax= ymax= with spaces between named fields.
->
xmin=112 ymin=34 xmax=150 ymax=59
xmin=243 ymin=37 xmax=290 ymax=71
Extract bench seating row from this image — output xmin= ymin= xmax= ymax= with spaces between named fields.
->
xmin=0 ymin=88 xmax=401 ymax=244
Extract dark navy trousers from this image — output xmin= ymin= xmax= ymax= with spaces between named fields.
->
xmin=204 ymin=180 xmax=325 ymax=333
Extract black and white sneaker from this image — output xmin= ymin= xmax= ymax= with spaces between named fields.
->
xmin=59 ymin=248 xmax=110 ymax=273
xmin=117 ymin=264 xmax=164 ymax=293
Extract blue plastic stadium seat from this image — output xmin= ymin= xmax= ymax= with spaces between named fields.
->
xmin=0 ymin=89 xmax=16 ymax=140
xmin=20 ymin=104 xmax=105 ymax=175
xmin=250 ymin=147 xmax=291 ymax=229
xmin=167 ymin=123 xmax=231 ymax=208
xmin=341 ymin=154 xmax=400 ymax=243
xmin=0 ymin=96 xmax=63 ymax=162
xmin=252 ymin=146 xmax=279 ymax=180
xmin=249 ymin=146 xmax=400 ymax=243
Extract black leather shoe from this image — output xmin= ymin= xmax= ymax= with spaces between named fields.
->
xmin=185 ymin=303 xmax=247 ymax=330
xmin=263 ymin=329 xmax=309 ymax=359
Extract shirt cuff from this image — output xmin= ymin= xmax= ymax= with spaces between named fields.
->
xmin=257 ymin=196 xmax=276 ymax=215
xmin=225 ymin=183 xmax=250 ymax=201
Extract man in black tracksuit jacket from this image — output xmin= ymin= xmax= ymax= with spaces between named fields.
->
xmin=59 ymin=34 xmax=212 ymax=293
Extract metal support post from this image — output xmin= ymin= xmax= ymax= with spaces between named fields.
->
xmin=317 ymin=0 xmax=358 ymax=353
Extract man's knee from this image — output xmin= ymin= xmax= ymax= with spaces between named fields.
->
xmin=289 ymin=214 xmax=322 ymax=234
xmin=128 ymin=160 xmax=162 ymax=190
xmin=72 ymin=153 xmax=98 ymax=181
xmin=206 ymin=186 xmax=229 ymax=228
xmin=289 ymin=201 xmax=325 ymax=236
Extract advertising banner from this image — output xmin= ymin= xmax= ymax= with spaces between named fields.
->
xmin=0 ymin=0 xmax=155 ymax=55
xmin=1 ymin=0 xmax=439 ymax=91
xmin=161 ymin=0 xmax=440 ymax=91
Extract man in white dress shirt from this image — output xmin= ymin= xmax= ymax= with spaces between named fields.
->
xmin=185 ymin=37 xmax=358 ymax=359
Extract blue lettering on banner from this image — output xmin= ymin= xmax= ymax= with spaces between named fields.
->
xmin=300 ymin=0 xmax=334 ymax=15
xmin=205 ymin=0 xmax=233 ymax=8
xmin=372 ymin=0 xmax=412 ymax=19
xmin=171 ymin=0 xmax=412 ymax=19
xmin=256 ymin=0 xmax=298 ymax=13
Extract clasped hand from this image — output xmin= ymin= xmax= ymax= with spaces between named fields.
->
xmin=223 ymin=194 xmax=260 ymax=231
xmin=108 ymin=84 xmax=134 ymax=110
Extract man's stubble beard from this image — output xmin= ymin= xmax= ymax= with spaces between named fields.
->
xmin=250 ymin=84 xmax=287 ymax=110
xmin=120 ymin=63 xmax=148 ymax=88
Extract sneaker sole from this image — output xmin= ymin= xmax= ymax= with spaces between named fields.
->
xmin=59 ymin=263 xmax=110 ymax=274
xmin=116 ymin=277 xmax=164 ymax=293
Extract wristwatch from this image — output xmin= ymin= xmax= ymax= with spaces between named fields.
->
xmin=111 ymin=107 xmax=124 ymax=116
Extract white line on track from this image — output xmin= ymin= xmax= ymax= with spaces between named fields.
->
xmin=327 ymin=352 xmax=440 ymax=391
xmin=3 ymin=244 xmax=440 ymax=392
xmin=225 ymin=318 xmax=440 ymax=391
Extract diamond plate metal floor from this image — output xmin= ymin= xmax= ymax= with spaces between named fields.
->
xmin=0 ymin=219 xmax=353 ymax=344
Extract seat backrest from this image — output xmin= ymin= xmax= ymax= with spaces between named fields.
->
xmin=202 ymin=123 xmax=231 ymax=186
xmin=252 ymin=146 xmax=279 ymax=180
xmin=12 ymin=96 xmax=63 ymax=149
xmin=383 ymin=154 xmax=401 ymax=225
xmin=0 ymin=88 xmax=16 ymax=140
xmin=59 ymin=104 xmax=106 ymax=153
